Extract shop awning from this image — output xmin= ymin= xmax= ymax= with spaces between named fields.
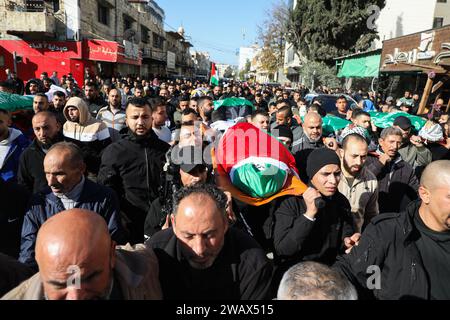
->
xmin=336 ymin=50 xmax=381 ymax=78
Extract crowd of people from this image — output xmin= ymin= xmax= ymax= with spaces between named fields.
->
xmin=0 ymin=69 xmax=449 ymax=300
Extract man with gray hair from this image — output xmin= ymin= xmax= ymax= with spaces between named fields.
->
xmin=366 ymin=127 xmax=419 ymax=213
xmin=277 ymin=261 xmax=357 ymax=300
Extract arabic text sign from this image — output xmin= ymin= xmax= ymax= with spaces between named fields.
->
xmin=84 ymin=40 xmax=119 ymax=62
xmin=381 ymin=25 xmax=450 ymax=73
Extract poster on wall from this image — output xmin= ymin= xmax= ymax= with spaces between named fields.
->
xmin=65 ymin=0 xmax=80 ymax=40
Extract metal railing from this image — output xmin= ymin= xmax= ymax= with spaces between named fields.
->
xmin=6 ymin=0 xmax=48 ymax=12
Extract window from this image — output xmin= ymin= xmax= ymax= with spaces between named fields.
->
xmin=141 ymin=26 xmax=149 ymax=44
xmin=437 ymin=0 xmax=447 ymax=3
xmin=123 ymin=16 xmax=132 ymax=32
xmin=433 ymin=17 xmax=444 ymax=28
xmin=98 ymin=3 xmax=109 ymax=25
xmin=153 ymin=32 xmax=164 ymax=49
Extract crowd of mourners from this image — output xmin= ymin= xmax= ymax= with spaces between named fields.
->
xmin=0 ymin=69 xmax=449 ymax=300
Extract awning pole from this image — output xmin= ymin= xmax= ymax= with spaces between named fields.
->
xmin=418 ymin=77 xmax=434 ymax=115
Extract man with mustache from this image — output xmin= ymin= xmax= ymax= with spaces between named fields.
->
xmin=334 ymin=160 xmax=450 ymax=300
xmin=19 ymin=142 xmax=126 ymax=268
xmin=18 ymin=112 xmax=65 ymax=193
xmin=98 ymin=98 xmax=170 ymax=244
xmin=147 ymin=184 xmax=273 ymax=300
xmin=338 ymin=133 xmax=379 ymax=233
xmin=366 ymin=127 xmax=419 ymax=214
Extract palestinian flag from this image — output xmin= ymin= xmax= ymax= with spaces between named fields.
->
xmin=210 ymin=62 xmax=219 ymax=86
xmin=215 ymin=122 xmax=307 ymax=206
xmin=213 ymin=97 xmax=255 ymax=121
xmin=0 ymin=91 xmax=33 ymax=112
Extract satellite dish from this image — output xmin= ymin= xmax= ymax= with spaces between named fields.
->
xmin=123 ymin=29 xmax=141 ymax=44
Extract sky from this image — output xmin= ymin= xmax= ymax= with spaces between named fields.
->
xmin=158 ymin=0 xmax=276 ymax=66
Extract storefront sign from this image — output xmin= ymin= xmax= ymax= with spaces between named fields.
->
xmin=380 ymin=25 xmax=450 ymax=73
xmin=29 ymin=42 xmax=69 ymax=52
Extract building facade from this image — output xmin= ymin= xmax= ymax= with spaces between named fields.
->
xmin=373 ymin=0 xmax=450 ymax=49
xmin=0 ymin=0 xmax=167 ymax=84
xmin=165 ymin=27 xmax=194 ymax=79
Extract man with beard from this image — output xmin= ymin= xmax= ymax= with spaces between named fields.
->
xmin=148 ymin=184 xmax=273 ymax=300
xmin=18 ymin=112 xmax=65 ymax=193
xmin=197 ymin=96 xmax=214 ymax=126
xmin=84 ymin=82 xmax=106 ymax=117
xmin=98 ymin=98 xmax=170 ymax=244
xmin=366 ymin=127 xmax=419 ymax=213
xmin=338 ymin=133 xmax=379 ymax=233
xmin=5 ymin=209 xmax=161 ymax=300
xmin=151 ymin=98 xmax=171 ymax=143
xmin=96 ymin=89 xmax=127 ymax=142
xmin=292 ymin=112 xmax=326 ymax=182
xmin=51 ymin=91 xmax=67 ymax=125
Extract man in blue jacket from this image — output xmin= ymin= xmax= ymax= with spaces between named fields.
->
xmin=0 ymin=108 xmax=29 ymax=182
xmin=19 ymin=142 xmax=126 ymax=268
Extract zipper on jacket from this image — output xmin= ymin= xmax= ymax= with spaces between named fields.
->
xmin=411 ymin=261 xmax=417 ymax=283
xmin=144 ymin=147 xmax=151 ymax=203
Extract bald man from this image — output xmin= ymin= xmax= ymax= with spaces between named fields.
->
xmin=334 ymin=160 xmax=450 ymax=300
xmin=19 ymin=142 xmax=126 ymax=268
xmin=3 ymin=209 xmax=162 ymax=300
xmin=292 ymin=112 xmax=325 ymax=182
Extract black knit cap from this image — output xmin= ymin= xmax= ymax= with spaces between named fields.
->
xmin=306 ymin=148 xmax=341 ymax=181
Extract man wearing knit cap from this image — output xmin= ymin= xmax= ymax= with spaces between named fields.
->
xmin=269 ymin=148 xmax=358 ymax=286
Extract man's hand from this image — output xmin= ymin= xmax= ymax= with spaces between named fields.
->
xmin=303 ymin=187 xmax=322 ymax=219
xmin=378 ymin=153 xmax=392 ymax=165
xmin=324 ymin=137 xmax=338 ymax=151
xmin=346 ymin=110 xmax=353 ymax=120
xmin=344 ymin=233 xmax=361 ymax=254
xmin=410 ymin=135 xmax=424 ymax=147
xmin=224 ymin=191 xmax=237 ymax=225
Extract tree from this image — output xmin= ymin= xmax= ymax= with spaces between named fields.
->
xmin=257 ymin=1 xmax=289 ymax=74
xmin=300 ymin=61 xmax=342 ymax=89
xmin=287 ymin=0 xmax=386 ymax=66
xmin=239 ymin=59 xmax=251 ymax=80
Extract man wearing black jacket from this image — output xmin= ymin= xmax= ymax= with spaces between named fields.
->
xmin=270 ymin=148 xmax=357 ymax=267
xmin=18 ymin=111 xmax=65 ymax=193
xmin=98 ymin=98 xmax=170 ymax=244
xmin=365 ymin=127 xmax=419 ymax=213
xmin=334 ymin=160 xmax=450 ymax=300
xmin=148 ymin=184 xmax=273 ymax=300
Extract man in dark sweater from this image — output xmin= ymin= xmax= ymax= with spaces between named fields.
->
xmin=148 ymin=184 xmax=273 ymax=300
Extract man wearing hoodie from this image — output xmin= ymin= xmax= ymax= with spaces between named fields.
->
xmin=0 ymin=109 xmax=30 ymax=182
xmin=63 ymin=97 xmax=111 ymax=176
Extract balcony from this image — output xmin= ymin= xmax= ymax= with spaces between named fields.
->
xmin=5 ymin=2 xmax=56 ymax=37
xmin=142 ymin=47 xmax=167 ymax=62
